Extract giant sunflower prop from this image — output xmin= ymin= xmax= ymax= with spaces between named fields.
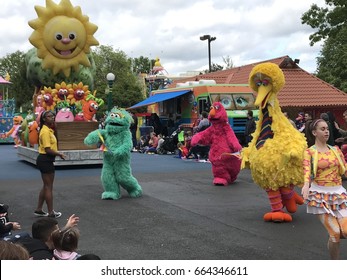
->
xmin=28 ymin=0 xmax=99 ymax=77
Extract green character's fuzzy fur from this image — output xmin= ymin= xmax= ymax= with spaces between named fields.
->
xmin=84 ymin=107 xmax=142 ymax=200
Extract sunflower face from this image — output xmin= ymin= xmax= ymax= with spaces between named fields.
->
xmin=44 ymin=16 xmax=86 ymax=59
xmin=28 ymin=0 xmax=99 ymax=77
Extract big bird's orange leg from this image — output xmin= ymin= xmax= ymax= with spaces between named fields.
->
xmin=263 ymin=189 xmax=292 ymax=222
xmin=280 ymin=185 xmax=304 ymax=213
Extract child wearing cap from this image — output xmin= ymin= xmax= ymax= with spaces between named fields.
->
xmin=0 ymin=203 xmax=30 ymax=241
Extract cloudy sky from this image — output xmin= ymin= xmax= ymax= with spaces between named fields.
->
xmin=0 ymin=0 xmax=326 ymax=76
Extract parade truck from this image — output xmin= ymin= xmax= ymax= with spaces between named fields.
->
xmin=129 ymin=80 xmax=259 ymax=143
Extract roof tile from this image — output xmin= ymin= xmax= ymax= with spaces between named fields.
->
xmin=169 ymin=56 xmax=347 ymax=107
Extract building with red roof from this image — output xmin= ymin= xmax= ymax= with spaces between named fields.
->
xmin=169 ymin=56 xmax=347 ymax=125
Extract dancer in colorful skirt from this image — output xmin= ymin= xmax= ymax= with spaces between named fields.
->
xmin=302 ymin=118 xmax=347 ymax=259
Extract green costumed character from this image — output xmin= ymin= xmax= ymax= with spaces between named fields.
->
xmin=84 ymin=107 xmax=142 ymax=200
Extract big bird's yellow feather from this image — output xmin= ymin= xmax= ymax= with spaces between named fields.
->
xmin=242 ymin=63 xmax=307 ymax=191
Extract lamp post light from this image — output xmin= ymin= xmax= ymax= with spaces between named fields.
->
xmin=106 ymin=72 xmax=115 ymax=112
xmin=200 ymin=35 xmax=216 ymax=72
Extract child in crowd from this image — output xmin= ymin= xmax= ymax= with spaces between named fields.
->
xmin=52 ymin=226 xmax=81 ymax=260
xmin=177 ymin=142 xmax=189 ymax=158
xmin=0 ymin=203 xmax=30 ymax=242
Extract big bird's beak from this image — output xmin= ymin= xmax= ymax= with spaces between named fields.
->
xmin=254 ymin=84 xmax=273 ymax=109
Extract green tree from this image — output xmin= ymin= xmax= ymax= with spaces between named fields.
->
xmin=131 ymin=56 xmax=153 ymax=74
xmin=316 ymin=27 xmax=347 ymax=92
xmin=301 ymin=1 xmax=347 ymax=92
xmin=301 ymin=1 xmax=347 ymax=46
xmin=0 ymin=51 xmax=32 ymax=111
xmin=92 ymin=45 xmax=145 ymax=114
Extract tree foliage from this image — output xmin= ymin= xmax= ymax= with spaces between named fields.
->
xmin=92 ymin=45 xmax=146 ymax=113
xmin=131 ymin=56 xmax=155 ymax=74
xmin=302 ymin=0 xmax=347 ymax=92
xmin=0 ymin=46 xmax=147 ymax=113
xmin=0 ymin=51 xmax=32 ymax=111
xmin=316 ymin=26 xmax=347 ymax=92
xmin=301 ymin=0 xmax=347 ymax=46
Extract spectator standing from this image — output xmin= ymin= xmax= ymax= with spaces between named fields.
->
xmin=327 ymin=111 xmax=341 ymax=144
xmin=320 ymin=113 xmax=335 ymax=146
xmin=304 ymin=112 xmax=314 ymax=147
xmin=149 ymin=113 xmax=163 ymax=136
xmin=295 ymin=112 xmax=305 ymax=132
xmin=129 ymin=112 xmax=138 ymax=151
xmin=167 ymin=114 xmax=176 ymax=136
xmin=335 ymin=110 xmax=347 ymax=143
xmin=244 ymin=110 xmax=256 ymax=146
xmin=194 ymin=111 xmax=210 ymax=134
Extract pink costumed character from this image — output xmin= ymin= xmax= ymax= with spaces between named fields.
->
xmin=191 ymin=102 xmax=242 ymax=186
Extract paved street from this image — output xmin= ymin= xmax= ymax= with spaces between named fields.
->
xmin=0 ymin=144 xmax=346 ymax=260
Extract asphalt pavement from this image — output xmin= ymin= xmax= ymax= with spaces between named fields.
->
xmin=1 ymin=144 xmax=346 ymax=260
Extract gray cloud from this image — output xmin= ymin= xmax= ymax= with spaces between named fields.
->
xmin=0 ymin=0 xmax=326 ymax=75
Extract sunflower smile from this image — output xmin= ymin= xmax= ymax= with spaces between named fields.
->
xmin=55 ymin=47 xmax=76 ymax=56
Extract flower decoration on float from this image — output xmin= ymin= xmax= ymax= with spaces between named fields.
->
xmin=53 ymin=82 xmax=73 ymax=105
xmin=40 ymin=86 xmax=56 ymax=111
xmin=71 ymin=82 xmax=89 ymax=104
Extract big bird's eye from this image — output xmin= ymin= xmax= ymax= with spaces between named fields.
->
xmin=262 ymin=79 xmax=269 ymax=86
xmin=55 ymin=33 xmax=63 ymax=40
xmin=68 ymin=32 xmax=76 ymax=40
xmin=255 ymin=80 xmax=262 ymax=87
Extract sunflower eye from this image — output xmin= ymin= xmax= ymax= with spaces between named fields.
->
xmin=68 ymin=32 xmax=76 ymax=40
xmin=55 ymin=33 xmax=63 ymax=40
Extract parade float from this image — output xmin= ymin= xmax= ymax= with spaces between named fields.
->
xmin=0 ymin=74 xmax=16 ymax=144
xmin=17 ymin=0 xmax=103 ymax=165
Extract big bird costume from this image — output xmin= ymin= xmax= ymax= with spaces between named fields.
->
xmin=241 ymin=62 xmax=306 ymax=222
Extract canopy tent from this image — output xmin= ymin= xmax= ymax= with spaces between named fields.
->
xmin=128 ymin=89 xmax=191 ymax=109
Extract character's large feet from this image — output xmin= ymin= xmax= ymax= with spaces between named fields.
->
xmin=213 ymin=178 xmax=228 ymax=186
xmin=263 ymin=211 xmax=292 ymax=223
xmin=283 ymin=192 xmax=304 ymax=213
xmin=101 ymin=192 xmax=121 ymax=200
xmin=128 ymin=189 xmax=143 ymax=198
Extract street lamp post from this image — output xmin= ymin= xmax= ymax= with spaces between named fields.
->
xmin=200 ymin=35 xmax=216 ymax=72
xmin=106 ymin=73 xmax=115 ymax=112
